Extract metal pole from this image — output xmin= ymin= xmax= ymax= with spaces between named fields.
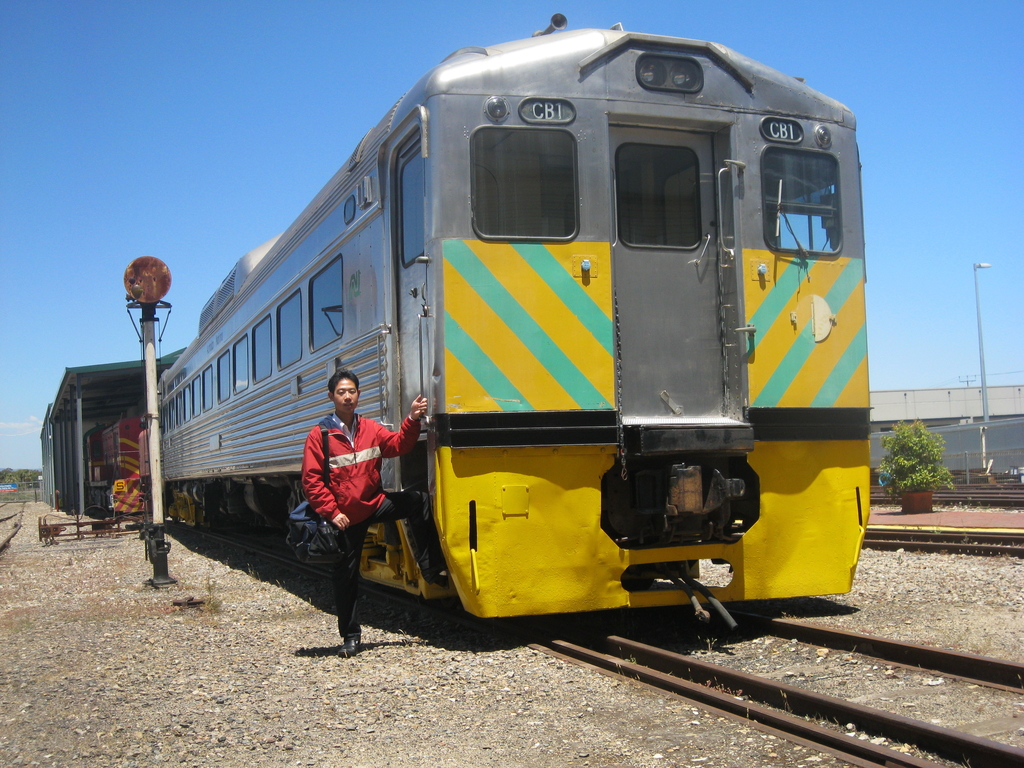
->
xmin=973 ymin=263 xmax=991 ymax=422
xmin=75 ymin=375 xmax=85 ymax=515
xmin=140 ymin=302 xmax=175 ymax=587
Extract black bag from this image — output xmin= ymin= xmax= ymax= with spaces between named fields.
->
xmin=286 ymin=426 xmax=347 ymax=564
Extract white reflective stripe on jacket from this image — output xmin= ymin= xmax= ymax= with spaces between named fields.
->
xmin=328 ymin=446 xmax=382 ymax=469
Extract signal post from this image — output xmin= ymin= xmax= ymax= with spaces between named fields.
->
xmin=124 ymin=257 xmax=176 ymax=587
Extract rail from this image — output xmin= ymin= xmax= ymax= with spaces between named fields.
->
xmin=550 ymin=635 xmax=1024 ymax=768
xmin=0 ymin=512 xmax=22 ymax=556
xmin=870 ymin=484 xmax=1024 ymax=508
xmin=732 ymin=610 xmax=1024 ymax=692
xmin=863 ymin=529 xmax=1024 ymax=558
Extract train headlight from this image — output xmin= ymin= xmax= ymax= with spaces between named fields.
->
xmin=637 ymin=59 xmax=667 ymax=87
xmin=636 ymin=55 xmax=703 ymax=94
xmin=484 ymin=96 xmax=510 ymax=123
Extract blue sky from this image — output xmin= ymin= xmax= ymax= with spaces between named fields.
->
xmin=2 ymin=0 xmax=1022 ymax=468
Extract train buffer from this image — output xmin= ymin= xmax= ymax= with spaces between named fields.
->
xmin=37 ymin=514 xmax=143 ymax=545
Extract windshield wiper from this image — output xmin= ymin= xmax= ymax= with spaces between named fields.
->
xmin=776 ymin=180 xmax=810 ymax=260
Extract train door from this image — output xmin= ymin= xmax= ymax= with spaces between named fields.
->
xmin=610 ymin=128 xmax=727 ymax=422
xmin=391 ymin=131 xmax=430 ymax=486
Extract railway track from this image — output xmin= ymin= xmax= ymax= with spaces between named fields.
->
xmin=870 ymin=484 xmax=1024 ymax=509
xmin=863 ymin=529 xmax=1024 ymax=558
xmin=0 ymin=505 xmax=24 ymax=557
xmin=543 ymin=634 xmax=1024 ymax=768
xmin=169 ymin=521 xmax=1024 ymax=768
xmin=732 ymin=611 xmax=1024 ymax=693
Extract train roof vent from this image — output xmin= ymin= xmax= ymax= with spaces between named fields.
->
xmin=198 ymin=270 xmax=236 ymax=333
xmin=233 ymin=234 xmax=281 ymax=292
xmin=346 ymin=98 xmax=402 ymax=172
xmin=197 ymin=234 xmax=281 ymax=335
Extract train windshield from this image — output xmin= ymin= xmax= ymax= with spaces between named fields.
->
xmin=471 ymin=128 xmax=577 ymax=240
xmin=762 ymin=148 xmax=840 ymax=254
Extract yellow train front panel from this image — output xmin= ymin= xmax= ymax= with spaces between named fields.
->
xmin=743 ymin=249 xmax=869 ymax=409
xmin=433 ymin=442 xmax=869 ymax=618
xmin=441 ymin=240 xmax=615 ymax=413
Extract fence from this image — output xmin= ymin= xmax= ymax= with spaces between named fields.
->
xmin=0 ymin=481 xmax=43 ymax=504
xmin=871 ymin=417 xmax=1024 ymax=483
xmin=944 ymin=449 xmax=1024 ymax=485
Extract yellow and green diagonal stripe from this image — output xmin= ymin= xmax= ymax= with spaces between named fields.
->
xmin=443 ymin=240 xmax=615 ymax=412
xmin=744 ymin=249 xmax=869 ymax=408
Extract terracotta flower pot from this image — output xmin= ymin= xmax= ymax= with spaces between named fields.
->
xmin=900 ymin=491 xmax=934 ymax=514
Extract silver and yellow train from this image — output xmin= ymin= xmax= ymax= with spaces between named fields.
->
xmin=160 ymin=17 xmax=871 ymax=618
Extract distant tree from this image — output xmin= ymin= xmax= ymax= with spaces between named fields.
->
xmin=0 ymin=469 xmax=41 ymax=484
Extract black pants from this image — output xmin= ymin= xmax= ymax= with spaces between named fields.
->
xmin=331 ymin=490 xmax=442 ymax=640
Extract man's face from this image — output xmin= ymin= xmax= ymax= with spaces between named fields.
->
xmin=329 ymin=379 xmax=360 ymax=416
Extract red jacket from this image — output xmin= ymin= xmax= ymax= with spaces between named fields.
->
xmin=301 ymin=413 xmax=421 ymax=526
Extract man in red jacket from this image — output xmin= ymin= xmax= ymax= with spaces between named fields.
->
xmin=302 ymin=369 xmax=444 ymax=657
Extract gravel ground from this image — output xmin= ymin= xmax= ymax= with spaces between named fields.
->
xmin=2 ymin=501 xmax=1022 ymax=768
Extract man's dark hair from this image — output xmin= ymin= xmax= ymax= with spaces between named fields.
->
xmin=328 ymin=368 xmax=360 ymax=393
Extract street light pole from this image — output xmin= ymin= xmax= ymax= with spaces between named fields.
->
xmin=973 ymin=263 xmax=991 ymax=423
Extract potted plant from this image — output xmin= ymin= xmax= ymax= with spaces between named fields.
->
xmin=878 ymin=421 xmax=954 ymax=513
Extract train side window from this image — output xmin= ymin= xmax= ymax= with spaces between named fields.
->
xmin=253 ymin=315 xmax=272 ymax=383
xmin=183 ymin=384 xmax=192 ymax=423
xmin=277 ymin=290 xmax=301 ymax=368
xmin=233 ymin=336 xmax=249 ymax=393
xmin=396 ymin=137 xmax=425 ymax=266
xmin=309 ymin=255 xmax=343 ymax=350
xmin=202 ymin=365 xmax=214 ymax=411
xmin=192 ymin=377 xmax=202 ymax=416
xmin=217 ymin=352 xmax=231 ymax=403
xmin=615 ymin=143 xmax=700 ymax=248
xmin=762 ymin=148 xmax=841 ymax=254
xmin=471 ymin=127 xmax=578 ymax=240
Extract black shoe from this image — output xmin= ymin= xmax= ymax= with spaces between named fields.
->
xmin=337 ymin=635 xmax=361 ymax=657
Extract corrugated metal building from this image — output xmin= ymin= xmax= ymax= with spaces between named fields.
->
xmin=40 ymin=352 xmax=181 ymax=515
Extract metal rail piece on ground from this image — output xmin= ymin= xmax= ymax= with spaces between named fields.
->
xmin=37 ymin=514 xmax=142 ymax=545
